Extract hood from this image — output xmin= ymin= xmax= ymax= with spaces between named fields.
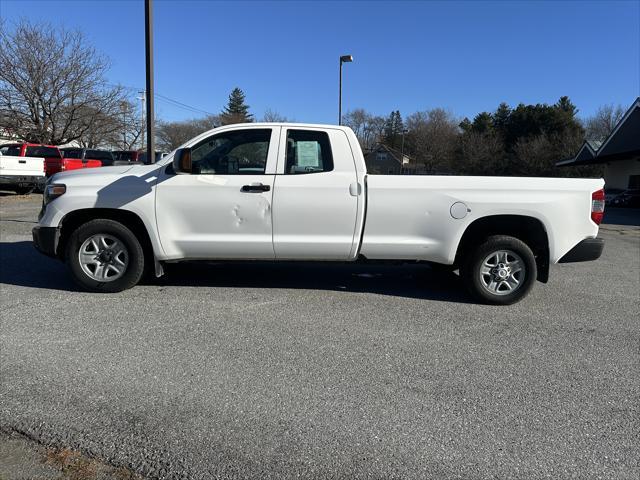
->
xmin=51 ymin=164 xmax=158 ymax=182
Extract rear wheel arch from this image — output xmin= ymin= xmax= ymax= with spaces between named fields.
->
xmin=454 ymin=215 xmax=550 ymax=283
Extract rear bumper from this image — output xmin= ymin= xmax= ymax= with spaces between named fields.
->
xmin=0 ymin=175 xmax=45 ymax=187
xmin=558 ymin=238 xmax=604 ymax=263
xmin=32 ymin=226 xmax=60 ymax=258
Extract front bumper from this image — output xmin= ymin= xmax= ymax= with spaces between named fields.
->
xmin=32 ymin=226 xmax=60 ymax=258
xmin=558 ymin=238 xmax=604 ymax=263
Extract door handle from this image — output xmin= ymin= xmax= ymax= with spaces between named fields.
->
xmin=241 ymin=183 xmax=270 ymax=193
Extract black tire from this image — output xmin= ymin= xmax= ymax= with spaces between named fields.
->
xmin=66 ymin=219 xmax=145 ymax=293
xmin=461 ymin=235 xmax=537 ymax=305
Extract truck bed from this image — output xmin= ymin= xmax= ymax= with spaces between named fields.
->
xmin=361 ymin=175 xmax=604 ymax=264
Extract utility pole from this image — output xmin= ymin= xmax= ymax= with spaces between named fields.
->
xmin=338 ymin=55 xmax=353 ymax=125
xmin=138 ymin=91 xmax=145 ymax=151
xmin=144 ymin=0 xmax=155 ymax=163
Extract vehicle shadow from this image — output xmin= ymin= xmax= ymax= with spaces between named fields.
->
xmin=158 ymin=261 xmax=473 ymax=303
xmin=0 ymin=241 xmax=473 ymax=303
xmin=0 ymin=241 xmax=76 ymax=291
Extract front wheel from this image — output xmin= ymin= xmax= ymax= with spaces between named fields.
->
xmin=66 ymin=219 xmax=145 ymax=293
xmin=461 ymin=235 xmax=537 ymax=305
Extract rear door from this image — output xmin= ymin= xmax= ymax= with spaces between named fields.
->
xmin=155 ymin=126 xmax=279 ymax=259
xmin=272 ymin=128 xmax=360 ymax=260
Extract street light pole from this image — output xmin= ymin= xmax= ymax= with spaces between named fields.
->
xmin=338 ymin=54 xmax=353 ymax=125
xmin=144 ymin=0 xmax=155 ymax=163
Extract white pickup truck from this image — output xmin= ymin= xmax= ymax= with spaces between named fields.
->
xmin=0 ymin=149 xmax=45 ymax=194
xmin=33 ymin=123 xmax=605 ymax=304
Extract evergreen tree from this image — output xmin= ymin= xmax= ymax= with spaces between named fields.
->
xmin=220 ymin=87 xmax=253 ymax=125
xmin=383 ymin=110 xmax=404 ymax=148
xmin=493 ymin=102 xmax=511 ymax=135
xmin=470 ymin=112 xmax=493 ymax=134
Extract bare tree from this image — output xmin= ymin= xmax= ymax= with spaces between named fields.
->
xmin=456 ymin=130 xmax=507 ymax=175
xmin=75 ymin=99 xmax=144 ymax=149
xmin=117 ymin=100 xmax=144 ymax=150
xmin=343 ymin=109 xmax=386 ymax=151
xmin=261 ymin=108 xmax=289 ymax=122
xmin=0 ymin=20 xmax=126 ymax=145
xmin=156 ymin=115 xmax=219 ymax=151
xmin=405 ymin=108 xmax=459 ymax=172
xmin=584 ymin=104 xmax=625 ymax=142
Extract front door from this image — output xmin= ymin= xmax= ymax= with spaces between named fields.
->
xmin=155 ymin=127 xmax=280 ymax=259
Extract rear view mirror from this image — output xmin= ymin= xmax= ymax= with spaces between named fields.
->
xmin=172 ymin=148 xmax=192 ymax=174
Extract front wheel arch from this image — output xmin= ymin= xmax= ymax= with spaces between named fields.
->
xmin=57 ymin=208 xmax=157 ymax=278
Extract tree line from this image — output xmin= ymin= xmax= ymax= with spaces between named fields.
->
xmin=0 ymin=20 xmax=623 ymax=177
xmin=344 ymin=97 xmax=623 ymax=177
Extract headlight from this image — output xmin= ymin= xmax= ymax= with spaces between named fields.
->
xmin=43 ymin=183 xmax=66 ymax=205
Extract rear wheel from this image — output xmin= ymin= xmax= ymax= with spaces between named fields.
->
xmin=461 ymin=235 xmax=536 ymax=305
xmin=66 ymin=219 xmax=145 ymax=292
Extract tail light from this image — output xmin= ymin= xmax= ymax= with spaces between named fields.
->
xmin=591 ymin=189 xmax=605 ymax=225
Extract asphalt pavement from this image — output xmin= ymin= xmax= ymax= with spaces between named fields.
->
xmin=1 ymin=193 xmax=639 ymax=479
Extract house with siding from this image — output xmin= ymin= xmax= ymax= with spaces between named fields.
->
xmin=364 ymin=144 xmax=414 ymax=175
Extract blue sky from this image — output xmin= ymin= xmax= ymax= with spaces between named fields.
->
xmin=2 ymin=0 xmax=639 ymax=123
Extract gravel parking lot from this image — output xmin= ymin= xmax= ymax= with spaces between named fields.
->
xmin=1 ymin=193 xmax=639 ymax=479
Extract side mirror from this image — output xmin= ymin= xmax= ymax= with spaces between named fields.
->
xmin=172 ymin=148 xmax=192 ymax=174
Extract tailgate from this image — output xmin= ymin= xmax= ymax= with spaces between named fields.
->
xmin=0 ymin=155 xmax=45 ymax=176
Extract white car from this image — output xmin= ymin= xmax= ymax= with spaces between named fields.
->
xmin=33 ymin=123 xmax=605 ymax=304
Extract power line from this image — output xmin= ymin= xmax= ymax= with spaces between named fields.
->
xmin=109 ymin=83 xmax=216 ymax=116
xmin=155 ymin=93 xmax=215 ymax=116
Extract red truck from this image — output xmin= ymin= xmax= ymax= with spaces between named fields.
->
xmin=0 ymin=143 xmax=102 ymax=176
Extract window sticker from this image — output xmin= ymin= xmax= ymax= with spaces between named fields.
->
xmin=296 ymin=141 xmax=320 ymax=167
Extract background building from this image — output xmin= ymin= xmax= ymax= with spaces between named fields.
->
xmin=557 ymin=98 xmax=640 ymax=190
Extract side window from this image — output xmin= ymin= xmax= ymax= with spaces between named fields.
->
xmin=191 ymin=129 xmax=271 ymax=175
xmin=285 ymin=130 xmax=333 ymax=174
